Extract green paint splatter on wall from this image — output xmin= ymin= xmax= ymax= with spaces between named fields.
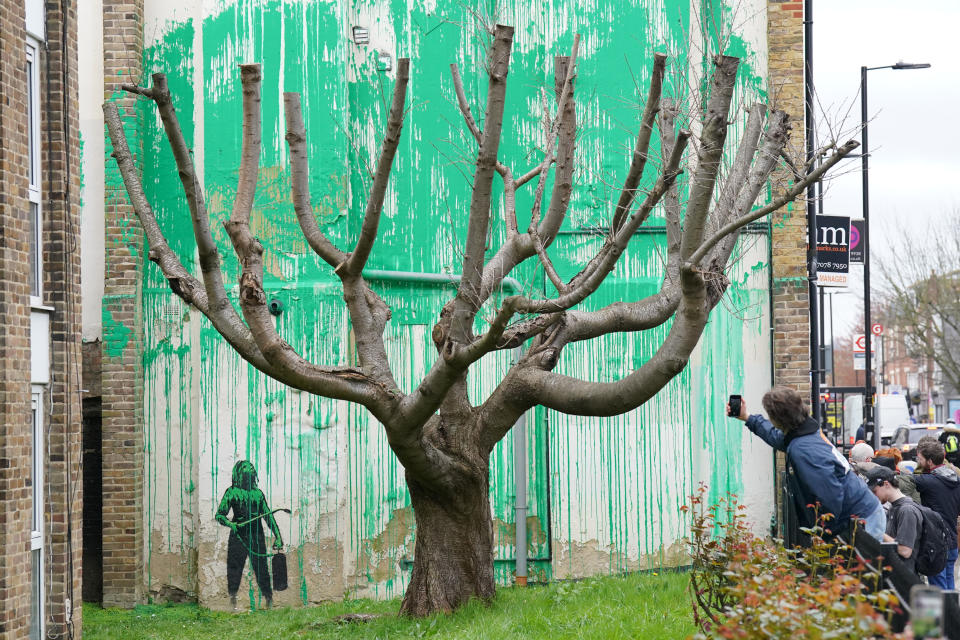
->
xmin=102 ymin=306 xmax=132 ymax=358
xmin=130 ymin=0 xmax=774 ymax=603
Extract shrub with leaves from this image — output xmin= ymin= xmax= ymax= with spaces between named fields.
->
xmin=683 ymin=484 xmax=908 ymax=639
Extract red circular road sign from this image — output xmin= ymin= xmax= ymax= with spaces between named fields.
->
xmin=854 ymin=335 xmax=867 ymax=352
xmin=872 ymin=323 xmax=883 ymax=336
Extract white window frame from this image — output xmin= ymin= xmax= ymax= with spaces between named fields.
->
xmin=26 ymin=37 xmax=43 ymax=306
xmin=31 ymin=390 xmax=44 ymax=547
xmin=30 ymin=389 xmax=44 ymax=640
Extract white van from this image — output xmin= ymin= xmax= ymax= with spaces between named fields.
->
xmin=843 ymin=394 xmax=863 ymax=444
xmin=877 ymin=394 xmax=911 ymax=442
xmin=842 ymin=393 xmax=911 ymax=444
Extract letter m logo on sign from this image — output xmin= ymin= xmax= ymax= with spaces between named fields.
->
xmin=818 ymin=225 xmax=847 ymax=246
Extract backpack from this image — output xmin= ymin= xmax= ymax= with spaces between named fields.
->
xmin=914 ymin=504 xmax=952 ymax=576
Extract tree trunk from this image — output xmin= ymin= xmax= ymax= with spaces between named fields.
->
xmin=400 ymin=470 xmax=495 ymax=616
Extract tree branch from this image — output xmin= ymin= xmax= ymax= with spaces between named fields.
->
xmin=217 ymin=65 xmax=397 ymax=414
xmin=529 ymin=38 xmax=579 ymax=236
xmin=450 ymin=62 xmax=518 ymax=183
xmin=104 ymin=91 xmax=389 ymax=412
xmin=688 ymin=138 xmax=859 ymax=267
xmin=342 ymin=58 xmax=411 ymax=276
xmin=700 ymin=109 xmax=788 ymax=271
xmin=610 ymin=52 xmax=666 ymax=235
xmin=103 ymin=102 xmax=214 ymax=318
xmin=711 ymin=103 xmax=766 ymax=227
xmin=510 ymin=130 xmax=690 ymax=316
xmin=533 ymin=53 xmax=580 ymax=281
xmin=679 ymin=55 xmax=739 ymax=261
xmin=554 ymin=288 xmax=681 ymax=345
xmin=450 ymin=63 xmax=483 ymax=143
xmin=659 ymin=99 xmax=683 ymax=281
xmin=514 ymin=266 xmax=709 ymax=416
xmin=286 ymin=86 xmax=396 ymax=387
xmin=283 ymin=92 xmax=349 ymax=269
xmin=120 ymin=74 xmax=260 ymax=367
xmin=471 ymin=52 xmax=580 ymax=308
xmin=449 ymin=24 xmax=515 ymax=342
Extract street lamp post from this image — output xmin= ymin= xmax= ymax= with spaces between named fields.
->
xmin=861 ymin=61 xmax=930 ymax=449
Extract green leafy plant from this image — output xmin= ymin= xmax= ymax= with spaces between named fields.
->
xmin=683 ymin=484 xmax=908 ymax=639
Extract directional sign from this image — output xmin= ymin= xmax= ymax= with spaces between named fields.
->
xmin=853 ymin=334 xmax=876 ymax=354
xmin=872 ymin=323 xmax=883 ymax=336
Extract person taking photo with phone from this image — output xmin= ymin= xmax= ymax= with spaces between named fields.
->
xmin=729 ymin=387 xmax=885 ymax=541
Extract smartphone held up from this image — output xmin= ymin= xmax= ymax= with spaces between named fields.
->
xmin=727 ymin=394 xmax=742 ymax=418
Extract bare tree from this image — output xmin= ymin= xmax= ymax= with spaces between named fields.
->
xmin=878 ymin=210 xmax=960 ymax=396
xmin=103 ymin=24 xmax=856 ymax=616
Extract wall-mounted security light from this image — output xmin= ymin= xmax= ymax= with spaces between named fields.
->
xmin=377 ymin=51 xmax=392 ymax=72
xmin=352 ymin=26 xmax=369 ymax=45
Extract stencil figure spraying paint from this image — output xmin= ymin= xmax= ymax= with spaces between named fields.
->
xmin=215 ymin=460 xmax=290 ymax=609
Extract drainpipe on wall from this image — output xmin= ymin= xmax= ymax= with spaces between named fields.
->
xmin=362 ymin=269 xmax=530 ymax=586
xmin=511 ymin=356 xmax=528 ymax=586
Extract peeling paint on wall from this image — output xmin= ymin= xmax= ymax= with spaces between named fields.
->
xmin=123 ymin=0 xmax=775 ymax=607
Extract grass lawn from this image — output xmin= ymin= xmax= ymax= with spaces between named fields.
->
xmin=84 ymin=570 xmax=695 ymax=640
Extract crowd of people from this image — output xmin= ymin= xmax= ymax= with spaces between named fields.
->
xmin=730 ymin=387 xmax=960 ymax=589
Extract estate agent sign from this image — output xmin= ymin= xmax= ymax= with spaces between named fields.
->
xmin=816 ymin=215 xmax=850 ymax=287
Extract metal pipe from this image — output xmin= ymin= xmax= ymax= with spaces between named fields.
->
xmin=818 ymin=287 xmax=825 ymax=386
xmin=363 ymin=269 xmax=523 ymax=294
xmin=804 ymin=0 xmax=822 ymax=424
xmin=858 ymin=60 xmax=929 ymax=446
xmin=362 ymin=268 xmax=530 ymax=585
xmin=512 ymin=349 xmax=528 ymax=586
xmin=861 ymin=65 xmax=876 ymax=448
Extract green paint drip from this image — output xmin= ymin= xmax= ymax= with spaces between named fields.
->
xmin=134 ymin=0 xmax=776 ymax=602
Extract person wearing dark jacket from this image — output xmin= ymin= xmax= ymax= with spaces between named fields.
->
xmin=899 ymin=439 xmax=960 ymax=589
xmin=730 ymin=387 xmax=885 ymax=541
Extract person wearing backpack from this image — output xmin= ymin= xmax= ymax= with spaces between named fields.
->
xmin=864 ymin=466 xmax=924 ymax=575
xmin=900 ymin=439 xmax=960 ymax=589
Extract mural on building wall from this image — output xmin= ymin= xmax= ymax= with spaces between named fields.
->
xmin=99 ymin=0 xmax=787 ymax=609
xmin=215 ymin=460 xmax=290 ymax=609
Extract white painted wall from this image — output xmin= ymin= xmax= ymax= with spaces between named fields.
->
xmin=126 ymin=0 xmax=778 ymax=607
xmin=79 ymin=0 xmax=104 ymax=341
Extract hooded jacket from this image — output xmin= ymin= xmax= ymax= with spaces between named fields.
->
xmin=900 ymin=465 xmax=960 ymax=549
xmin=745 ymin=414 xmax=881 ymax=531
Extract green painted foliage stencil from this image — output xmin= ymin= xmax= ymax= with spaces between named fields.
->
xmin=132 ymin=0 xmax=773 ymax=604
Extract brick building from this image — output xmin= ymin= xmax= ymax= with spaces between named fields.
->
xmin=0 ymin=0 xmax=83 ymax=638
xmin=78 ymin=0 xmax=812 ymax=612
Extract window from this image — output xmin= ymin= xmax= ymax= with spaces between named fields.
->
xmin=26 ymin=33 xmax=45 ymax=640
xmin=29 ymin=391 xmax=44 ymax=640
xmin=26 ymin=38 xmax=42 ymax=303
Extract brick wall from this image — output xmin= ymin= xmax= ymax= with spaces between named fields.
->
xmin=0 ymin=1 xmax=37 ymax=635
xmin=767 ymin=0 xmax=810 ymax=398
xmin=767 ymin=0 xmax=809 ymax=534
xmin=101 ymin=0 xmax=146 ymax=609
xmin=43 ymin=0 xmax=84 ymax=636
xmin=0 ymin=0 xmax=83 ymax=637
